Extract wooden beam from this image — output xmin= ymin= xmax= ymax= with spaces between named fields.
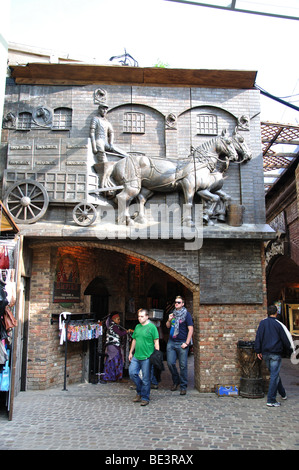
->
xmin=10 ymin=63 xmax=257 ymax=89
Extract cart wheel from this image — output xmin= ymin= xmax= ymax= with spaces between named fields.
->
xmin=3 ymin=179 xmax=49 ymax=224
xmin=73 ymin=203 xmax=97 ymax=226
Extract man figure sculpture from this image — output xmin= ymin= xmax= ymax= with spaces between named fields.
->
xmin=90 ymin=103 xmax=129 ymax=187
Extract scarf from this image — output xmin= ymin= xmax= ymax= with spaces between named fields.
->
xmin=172 ymin=306 xmax=187 ymax=338
xmin=106 ymin=321 xmax=121 ymax=347
xmin=275 ymin=319 xmax=295 ymax=352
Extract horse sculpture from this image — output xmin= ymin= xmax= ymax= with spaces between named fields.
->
xmin=195 ymin=128 xmax=252 ymax=224
xmin=108 ymin=129 xmax=242 ymax=226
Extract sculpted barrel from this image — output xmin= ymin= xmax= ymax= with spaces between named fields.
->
xmin=228 ymin=204 xmax=245 ymax=226
xmin=237 ymin=341 xmax=264 ymax=398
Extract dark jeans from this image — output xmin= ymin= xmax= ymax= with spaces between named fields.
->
xmin=263 ymin=353 xmax=286 ymax=403
xmin=167 ymin=339 xmax=189 ymax=390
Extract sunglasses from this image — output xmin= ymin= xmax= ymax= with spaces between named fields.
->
xmin=175 ymin=301 xmax=182 ymax=304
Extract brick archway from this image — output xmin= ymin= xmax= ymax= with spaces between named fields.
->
xmin=29 ymin=239 xmax=199 ymax=294
xmin=267 ymin=254 xmax=299 ymax=304
xmin=29 ymin=239 xmax=200 ymax=389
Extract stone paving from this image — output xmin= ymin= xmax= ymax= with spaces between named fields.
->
xmin=0 ymin=357 xmax=298 ymax=451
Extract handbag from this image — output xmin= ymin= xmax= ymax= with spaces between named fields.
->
xmin=0 ymin=246 xmax=9 ymax=270
xmin=3 ymin=305 xmax=17 ymax=330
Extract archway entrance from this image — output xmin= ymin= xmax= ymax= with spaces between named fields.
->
xmin=267 ymin=255 xmax=299 ymax=304
xmin=33 ymin=240 xmax=199 ymax=389
xmin=267 ymin=254 xmax=299 ymax=330
xmin=82 ymin=250 xmax=197 ymax=388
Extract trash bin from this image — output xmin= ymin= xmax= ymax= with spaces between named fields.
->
xmin=237 ymin=340 xmax=264 ymax=398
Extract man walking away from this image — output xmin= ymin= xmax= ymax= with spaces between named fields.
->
xmin=255 ymin=305 xmax=294 ymax=407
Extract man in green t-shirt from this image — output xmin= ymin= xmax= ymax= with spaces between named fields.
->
xmin=129 ymin=309 xmax=159 ymax=406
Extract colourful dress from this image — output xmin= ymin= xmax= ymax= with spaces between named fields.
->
xmin=102 ymin=321 xmax=128 ymax=382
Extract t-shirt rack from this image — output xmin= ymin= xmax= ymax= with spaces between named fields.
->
xmin=67 ymin=319 xmax=102 ymax=342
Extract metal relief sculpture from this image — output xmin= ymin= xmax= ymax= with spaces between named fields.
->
xmin=94 ymin=88 xmax=108 ymax=104
xmin=165 ymin=113 xmax=177 ymax=130
xmin=32 ymin=106 xmax=52 ymax=127
xmin=237 ymin=115 xmax=250 ymax=131
xmin=105 ymin=129 xmax=251 ymax=227
xmin=87 ymin=92 xmax=253 ymax=228
xmin=2 ymin=112 xmax=16 ymax=129
xmin=2 ymin=88 xmax=253 ymax=229
xmin=90 ymin=103 xmax=129 ymax=187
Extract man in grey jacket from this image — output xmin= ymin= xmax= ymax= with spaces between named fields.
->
xmin=255 ymin=305 xmax=294 ymax=407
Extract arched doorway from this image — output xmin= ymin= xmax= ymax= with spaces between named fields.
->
xmin=267 ymin=254 xmax=299 ymax=304
xmin=267 ymin=254 xmax=299 ymax=330
xmin=84 ymin=276 xmax=109 ymax=321
xmin=32 ymin=240 xmax=199 ymax=389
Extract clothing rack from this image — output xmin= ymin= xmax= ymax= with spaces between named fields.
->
xmin=50 ymin=312 xmax=91 ymax=325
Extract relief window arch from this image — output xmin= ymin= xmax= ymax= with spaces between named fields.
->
xmin=123 ymin=112 xmax=145 ymax=134
xmin=52 ymin=107 xmax=72 ymax=130
xmin=17 ymin=112 xmax=32 ymax=130
xmin=197 ymin=114 xmax=218 ymax=135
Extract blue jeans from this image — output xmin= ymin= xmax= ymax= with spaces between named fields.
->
xmin=263 ymin=353 xmax=286 ymax=403
xmin=129 ymin=356 xmax=151 ymax=402
xmin=167 ymin=339 xmax=189 ymax=390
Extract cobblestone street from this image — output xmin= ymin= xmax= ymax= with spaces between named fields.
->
xmin=0 ymin=357 xmax=298 ymax=452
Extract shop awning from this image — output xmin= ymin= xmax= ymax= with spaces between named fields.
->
xmin=0 ymin=201 xmax=19 ymax=234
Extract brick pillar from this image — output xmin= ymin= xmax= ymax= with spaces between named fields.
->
xmin=27 ymin=247 xmax=52 ymax=390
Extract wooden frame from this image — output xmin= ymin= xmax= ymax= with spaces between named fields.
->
xmin=287 ymin=304 xmax=299 ymax=334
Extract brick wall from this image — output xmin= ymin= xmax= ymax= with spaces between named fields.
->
xmin=199 ymin=240 xmax=264 ymax=304
xmin=194 ymin=304 xmax=266 ymax=392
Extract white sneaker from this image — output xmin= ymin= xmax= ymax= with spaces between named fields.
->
xmin=267 ymin=401 xmax=281 ymax=407
xmin=281 ymin=395 xmax=287 ymax=400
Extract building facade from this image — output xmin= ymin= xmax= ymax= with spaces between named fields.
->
xmin=266 ymin=153 xmax=299 ymax=335
xmin=1 ymin=64 xmax=274 ymax=394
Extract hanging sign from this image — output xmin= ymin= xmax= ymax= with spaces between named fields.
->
xmin=53 ymin=254 xmax=81 ymax=303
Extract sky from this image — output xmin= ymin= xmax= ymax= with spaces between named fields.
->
xmin=6 ymin=0 xmax=299 ymax=124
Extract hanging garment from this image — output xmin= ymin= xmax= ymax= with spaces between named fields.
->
xmin=66 ymin=320 xmax=102 ymax=342
xmin=0 ymin=281 xmax=8 ymax=313
xmin=0 ymin=358 xmax=10 ymax=391
xmin=4 ymin=269 xmax=16 ymax=307
xmin=0 ymin=341 xmax=8 ymax=365
xmin=0 ymin=247 xmax=9 ymax=270
xmin=59 ymin=312 xmax=71 ymax=345
xmin=3 ymin=305 xmax=17 ymax=330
